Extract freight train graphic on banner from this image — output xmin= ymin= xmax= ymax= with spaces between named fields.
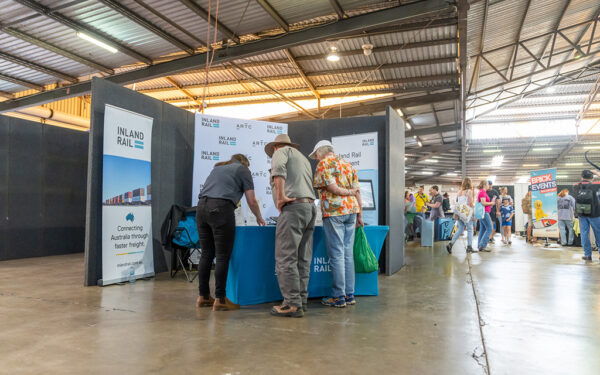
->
xmin=103 ymin=184 xmax=152 ymax=206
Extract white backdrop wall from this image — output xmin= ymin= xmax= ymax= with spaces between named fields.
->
xmin=192 ymin=114 xmax=287 ymax=222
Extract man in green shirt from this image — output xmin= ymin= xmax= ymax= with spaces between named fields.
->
xmin=266 ymin=134 xmax=316 ymax=318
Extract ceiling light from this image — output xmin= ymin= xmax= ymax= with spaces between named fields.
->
xmin=445 ymin=172 xmax=458 ymax=176
xmin=423 ymin=159 xmax=438 ymax=163
xmin=406 ymin=123 xmax=412 ymax=130
xmin=327 ymin=46 xmax=340 ymax=62
xmin=417 ymin=140 xmax=423 ymax=147
xmin=421 ymin=171 xmax=433 ymax=175
xmin=532 ymin=148 xmax=552 ymax=151
xmin=566 ymin=162 xmax=582 ymax=166
xmin=491 ymin=155 xmax=504 ymax=167
xmin=523 ymin=164 xmax=539 ymax=167
xmin=584 ymin=146 xmax=600 ymax=149
xmin=483 ymin=149 xmax=501 ymax=153
xmin=77 ymin=32 xmax=118 ymax=53
xmin=396 ymin=108 xmax=404 ymax=117
xmin=557 ymin=175 xmax=568 ymax=178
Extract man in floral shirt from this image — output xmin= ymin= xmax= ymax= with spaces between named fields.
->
xmin=311 ymin=140 xmax=363 ymax=308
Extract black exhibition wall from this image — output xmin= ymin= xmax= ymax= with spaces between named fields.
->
xmin=84 ymin=77 xmax=194 ymax=286
xmin=288 ymin=108 xmax=406 ymax=275
xmin=0 ymin=115 xmax=88 ymax=261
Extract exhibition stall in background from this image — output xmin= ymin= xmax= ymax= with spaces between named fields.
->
xmin=0 ymin=115 xmax=87 ymax=261
xmin=84 ymin=78 xmax=407 ymax=284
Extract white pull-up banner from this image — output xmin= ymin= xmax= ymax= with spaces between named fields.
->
xmin=101 ymin=104 xmax=154 ymax=286
xmin=192 ymin=114 xmax=287 ymax=223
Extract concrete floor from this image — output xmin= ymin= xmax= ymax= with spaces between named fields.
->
xmin=1 ymin=235 xmax=599 ymax=375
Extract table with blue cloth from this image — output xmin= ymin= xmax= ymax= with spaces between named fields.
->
xmin=225 ymin=225 xmax=389 ymax=305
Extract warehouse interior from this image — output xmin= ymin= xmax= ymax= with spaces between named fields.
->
xmin=1 ymin=0 xmax=600 ymax=374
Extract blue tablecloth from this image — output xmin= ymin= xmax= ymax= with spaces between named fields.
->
xmin=226 ymin=225 xmax=389 ymax=305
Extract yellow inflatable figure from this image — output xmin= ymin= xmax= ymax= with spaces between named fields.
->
xmin=534 ymin=200 xmax=546 ymax=222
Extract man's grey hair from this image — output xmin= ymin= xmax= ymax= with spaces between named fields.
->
xmin=316 ymin=145 xmax=334 ymax=158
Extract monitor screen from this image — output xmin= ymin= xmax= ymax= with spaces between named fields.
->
xmin=359 ymin=180 xmax=376 ymax=211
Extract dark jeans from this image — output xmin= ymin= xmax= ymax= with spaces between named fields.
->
xmin=196 ymin=197 xmax=236 ymax=299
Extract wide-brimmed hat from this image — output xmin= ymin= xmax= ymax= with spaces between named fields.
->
xmin=309 ymin=140 xmax=333 ymax=159
xmin=264 ymin=134 xmax=300 ymax=157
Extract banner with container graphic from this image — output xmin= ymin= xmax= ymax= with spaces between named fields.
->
xmin=530 ymin=168 xmax=559 ymax=238
xmin=332 ymin=132 xmax=379 ymax=225
xmin=192 ymin=114 xmax=288 ymax=223
xmin=102 ymin=105 xmax=154 ymax=286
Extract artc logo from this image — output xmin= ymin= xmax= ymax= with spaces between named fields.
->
xmin=362 ymin=137 xmax=375 ymax=146
xmin=236 ymin=123 xmax=252 ymax=130
xmin=201 ymin=117 xmax=220 ymax=128
xmin=219 ymin=136 xmax=237 ymax=146
xmin=267 ymin=124 xmax=284 ymax=134
xmin=201 ymin=150 xmax=220 ymax=160
xmin=252 ymin=140 xmax=268 ymax=148
xmin=117 ymin=126 xmax=145 ymax=149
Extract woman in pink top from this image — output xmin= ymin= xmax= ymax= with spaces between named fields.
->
xmin=477 ymin=180 xmax=496 ymax=252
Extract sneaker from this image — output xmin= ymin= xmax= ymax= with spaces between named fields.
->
xmin=489 ymin=238 xmax=495 ymax=244
xmin=582 ymin=256 xmax=592 ymax=261
xmin=345 ymin=295 xmax=356 ymax=305
xmin=466 ymin=246 xmax=475 ymax=253
xmin=480 ymin=248 xmax=491 ymax=252
xmin=322 ymin=296 xmax=346 ymax=308
xmin=508 ymin=240 xmax=512 ymax=245
xmin=446 ymin=242 xmax=453 ymax=254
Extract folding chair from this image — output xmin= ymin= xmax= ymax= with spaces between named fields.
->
xmin=169 ymin=209 xmax=202 ymax=282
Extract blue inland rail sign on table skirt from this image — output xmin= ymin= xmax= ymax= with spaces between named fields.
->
xmin=225 ymin=226 xmax=389 ymax=305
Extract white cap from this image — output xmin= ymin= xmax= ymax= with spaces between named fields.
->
xmin=309 ymin=140 xmax=333 ymax=159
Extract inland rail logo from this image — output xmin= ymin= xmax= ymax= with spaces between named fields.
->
xmin=201 ymin=150 xmax=220 ymax=161
xmin=201 ymin=117 xmax=220 ymax=128
xmin=219 ymin=136 xmax=237 ymax=146
xmin=362 ymin=137 xmax=375 ymax=147
xmin=117 ymin=126 xmax=145 ymax=149
xmin=267 ymin=124 xmax=284 ymax=135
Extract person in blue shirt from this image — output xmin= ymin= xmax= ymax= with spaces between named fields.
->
xmin=500 ymin=198 xmax=514 ymax=245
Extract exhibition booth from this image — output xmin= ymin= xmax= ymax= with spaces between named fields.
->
xmin=83 ymin=78 xmax=406 ymax=303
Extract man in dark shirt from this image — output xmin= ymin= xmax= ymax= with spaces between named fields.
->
xmin=487 ymin=181 xmax=500 ymax=243
xmin=425 ymin=185 xmax=444 ymax=220
xmin=442 ymin=192 xmax=451 ymax=214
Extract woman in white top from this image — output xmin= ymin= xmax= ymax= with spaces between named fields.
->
xmin=447 ymin=177 xmax=475 ymax=253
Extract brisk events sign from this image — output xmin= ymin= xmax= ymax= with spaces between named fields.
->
xmin=530 ymin=168 xmax=559 ymax=238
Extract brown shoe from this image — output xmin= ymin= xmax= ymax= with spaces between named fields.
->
xmin=213 ymin=297 xmax=240 ymax=311
xmin=196 ymin=295 xmax=215 ymax=308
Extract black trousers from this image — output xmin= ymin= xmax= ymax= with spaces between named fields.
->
xmin=196 ymin=197 xmax=236 ymax=299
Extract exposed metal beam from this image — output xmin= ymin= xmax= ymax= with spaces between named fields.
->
xmin=551 ymin=139 xmax=577 ymax=167
xmin=329 ymin=0 xmax=345 ymax=19
xmin=415 ymin=150 xmax=446 ymax=163
xmin=131 ymin=0 xmax=206 ymax=48
xmin=407 ymin=124 xmax=460 ymax=137
xmin=0 ymin=50 xmax=76 ymax=82
xmin=14 ymin=0 xmax=152 ymax=64
xmin=306 ymin=57 xmax=456 ymax=77
xmin=528 ymin=0 xmax=570 ymax=76
xmin=406 ymin=142 xmax=460 ymax=154
xmin=283 ymin=49 xmax=320 ymax=101
xmin=336 ymin=18 xmax=457 ymax=40
xmin=0 ymin=90 xmax=14 ymax=99
xmin=230 ymin=62 xmax=318 ymax=119
xmin=179 ymin=0 xmax=240 ymax=43
xmin=458 ymin=0 xmax=469 ymax=179
xmin=0 ymin=72 xmax=44 ymax=91
xmin=164 ymin=76 xmax=205 ymax=109
xmin=256 ymin=0 xmax=289 ymax=32
xmin=0 ymin=0 xmax=453 ymax=113
xmin=407 ymin=172 xmax=445 ymax=183
xmin=0 ymin=24 xmax=114 ymax=74
xmin=506 ymin=0 xmax=532 ymax=80
xmin=140 ymin=74 xmax=458 ymax=95
xmin=98 ymin=0 xmax=195 ymax=54
xmin=467 ymin=0 xmax=488 ymax=95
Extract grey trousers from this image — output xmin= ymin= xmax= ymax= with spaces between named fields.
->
xmin=275 ymin=203 xmax=317 ymax=308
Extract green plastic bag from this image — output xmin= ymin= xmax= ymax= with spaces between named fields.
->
xmin=353 ymin=227 xmax=379 ymax=273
